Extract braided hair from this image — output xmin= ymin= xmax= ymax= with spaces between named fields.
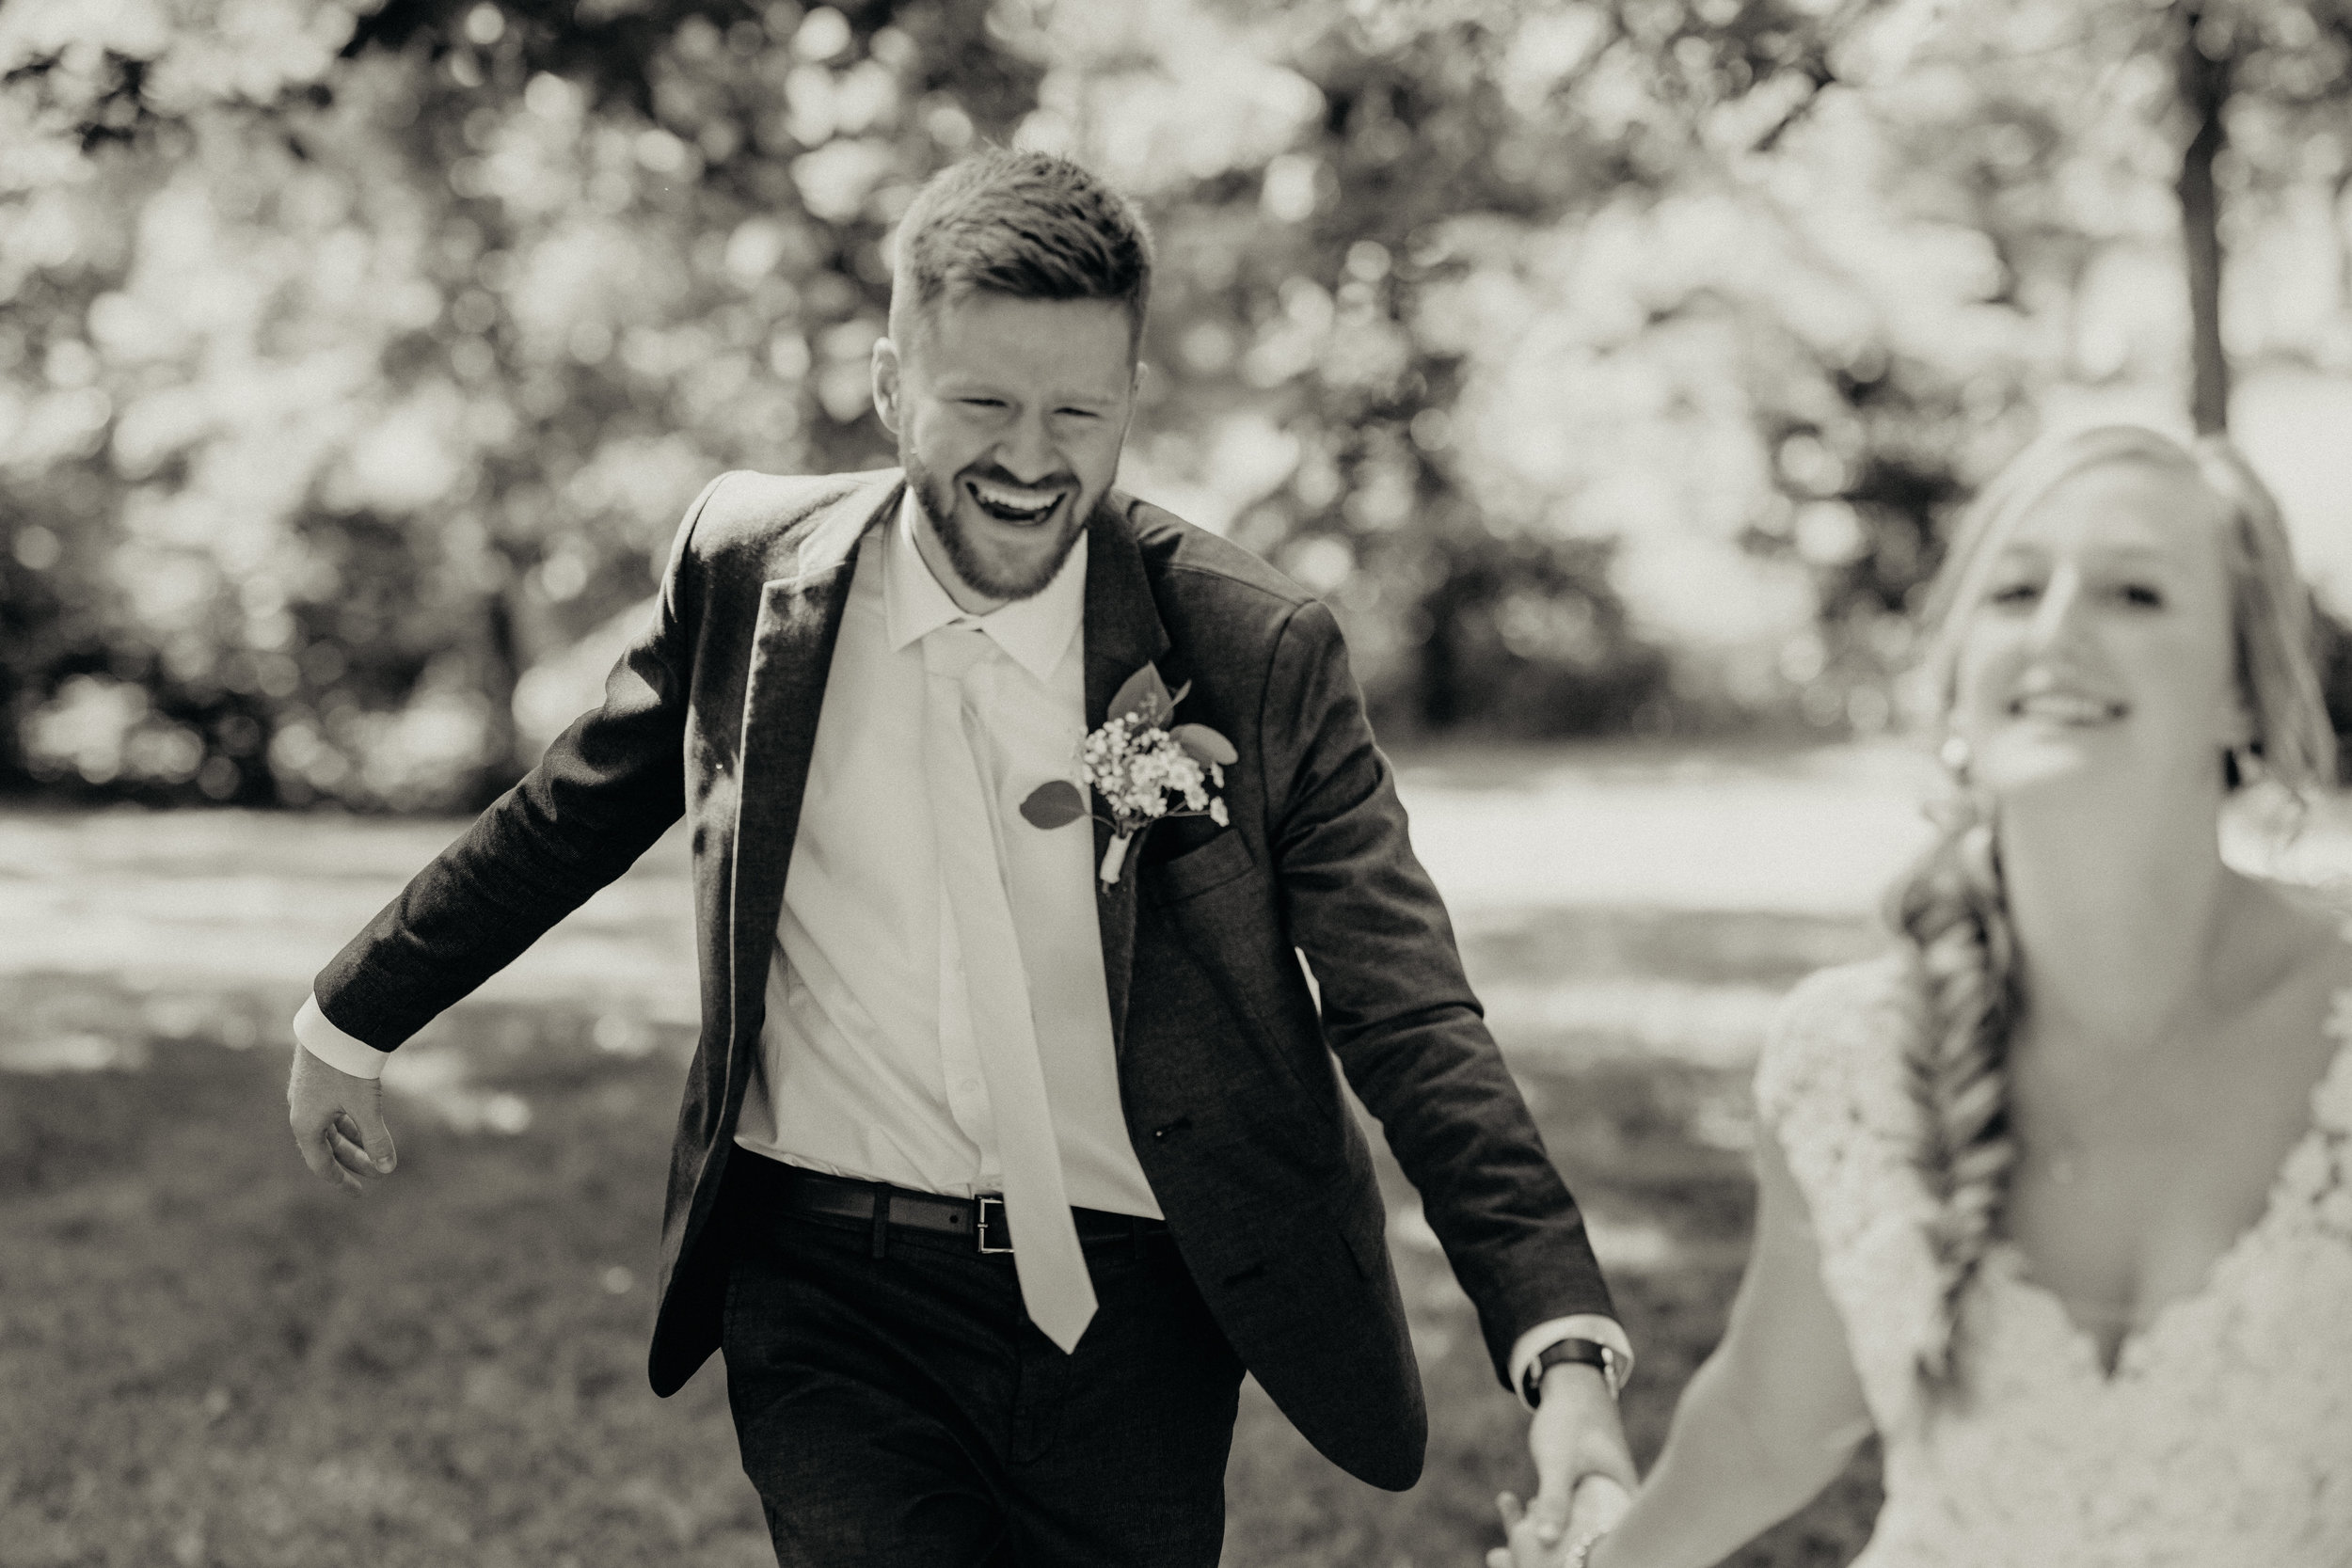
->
xmin=1889 ymin=795 xmax=2020 ymax=1393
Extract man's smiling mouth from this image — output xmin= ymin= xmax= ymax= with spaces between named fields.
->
xmin=966 ymin=477 xmax=1065 ymax=524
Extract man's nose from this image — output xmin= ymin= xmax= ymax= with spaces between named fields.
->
xmin=993 ymin=413 xmax=1058 ymax=484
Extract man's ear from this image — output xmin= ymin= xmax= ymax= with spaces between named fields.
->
xmin=1110 ymin=360 xmax=1148 ymax=451
xmin=871 ymin=337 xmax=903 ymax=435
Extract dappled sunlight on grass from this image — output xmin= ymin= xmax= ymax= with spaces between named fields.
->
xmin=0 ymin=994 xmax=765 ymax=1567
xmin=0 ymin=968 xmax=1882 ymax=1566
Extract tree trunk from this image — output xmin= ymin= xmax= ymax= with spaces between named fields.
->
xmin=1417 ymin=573 xmax=1468 ymax=732
xmin=475 ymin=582 xmax=527 ymax=800
xmin=2176 ymin=8 xmax=2233 ymax=436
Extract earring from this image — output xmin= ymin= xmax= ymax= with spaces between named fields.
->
xmin=1923 ymin=734 xmax=1981 ymax=835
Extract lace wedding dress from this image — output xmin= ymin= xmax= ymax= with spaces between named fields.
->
xmin=1756 ymin=957 xmax=2352 ymax=1567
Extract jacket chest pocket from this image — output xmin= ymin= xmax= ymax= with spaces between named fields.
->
xmin=1143 ymin=828 xmax=1255 ymax=905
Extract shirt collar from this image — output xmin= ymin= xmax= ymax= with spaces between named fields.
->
xmin=883 ymin=486 xmax=1087 ymax=684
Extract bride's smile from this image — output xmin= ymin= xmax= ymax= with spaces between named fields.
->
xmin=2004 ymin=677 xmax=2125 ymax=725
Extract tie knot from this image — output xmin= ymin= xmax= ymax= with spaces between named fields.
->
xmin=923 ymin=621 xmax=995 ymax=682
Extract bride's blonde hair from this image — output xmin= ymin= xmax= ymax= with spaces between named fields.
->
xmin=1891 ymin=423 xmax=2336 ymax=1394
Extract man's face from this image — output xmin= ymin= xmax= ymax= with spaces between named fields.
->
xmin=872 ymin=290 xmax=1141 ymax=613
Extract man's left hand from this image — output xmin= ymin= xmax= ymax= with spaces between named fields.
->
xmin=1522 ymin=1363 xmax=1637 ymax=1552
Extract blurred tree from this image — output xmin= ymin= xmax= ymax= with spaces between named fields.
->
xmin=1037 ymin=0 xmax=2002 ymax=737
xmin=2155 ymin=0 xmax=2352 ymax=435
xmin=1877 ymin=0 xmax=2352 ymax=436
xmin=1 ymin=0 xmax=1040 ymax=805
xmin=1129 ymin=2 xmax=1696 ymax=736
xmin=2 ymin=0 xmax=2344 ymax=800
xmin=1633 ymin=0 xmax=2352 ymax=721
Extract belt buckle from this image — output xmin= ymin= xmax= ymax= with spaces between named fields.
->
xmin=975 ymin=1194 xmax=1013 ymax=1255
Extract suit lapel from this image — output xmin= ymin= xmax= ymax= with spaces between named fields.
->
xmin=1083 ymin=495 xmax=1172 ymax=1055
xmin=727 ymin=475 xmax=901 ymax=1056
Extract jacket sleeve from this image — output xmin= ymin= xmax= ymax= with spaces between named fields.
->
xmin=1259 ymin=597 xmax=1617 ymax=1386
xmin=311 ymin=474 xmax=725 ymax=1053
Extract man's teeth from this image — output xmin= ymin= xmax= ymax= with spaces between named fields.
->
xmin=971 ymin=480 xmax=1059 ymax=517
xmin=2015 ymin=693 xmax=2120 ymax=722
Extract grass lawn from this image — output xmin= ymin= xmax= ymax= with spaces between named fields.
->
xmin=0 ymin=929 xmax=1888 ymax=1568
xmin=0 ymin=752 xmax=1969 ymax=1566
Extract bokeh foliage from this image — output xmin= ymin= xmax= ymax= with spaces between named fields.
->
xmin=3 ymin=0 xmax=1041 ymax=806
xmin=3 ymin=0 xmax=2348 ymax=806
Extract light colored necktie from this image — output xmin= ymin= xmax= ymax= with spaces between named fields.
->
xmin=921 ymin=623 xmax=1097 ymax=1352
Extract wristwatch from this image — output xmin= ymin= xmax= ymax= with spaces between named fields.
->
xmin=1522 ymin=1337 xmax=1616 ymax=1406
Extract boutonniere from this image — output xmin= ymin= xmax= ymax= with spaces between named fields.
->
xmin=1019 ymin=661 xmax=1236 ymax=887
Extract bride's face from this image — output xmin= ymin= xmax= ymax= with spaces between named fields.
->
xmin=1948 ymin=458 xmax=2249 ymax=804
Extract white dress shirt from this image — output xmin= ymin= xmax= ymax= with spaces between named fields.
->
xmin=728 ymin=494 xmax=1157 ymax=1217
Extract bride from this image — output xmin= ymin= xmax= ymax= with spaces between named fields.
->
xmin=1501 ymin=425 xmax=2352 ymax=1566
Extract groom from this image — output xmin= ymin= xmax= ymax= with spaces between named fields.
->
xmin=286 ymin=149 xmax=1634 ymax=1564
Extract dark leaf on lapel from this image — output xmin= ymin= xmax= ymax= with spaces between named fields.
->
xmin=1108 ymin=661 xmax=1172 ymax=727
xmin=1168 ymin=679 xmax=1192 ymax=710
xmin=1170 ymin=723 xmax=1237 ymax=766
xmin=1020 ymin=779 xmax=1088 ymax=829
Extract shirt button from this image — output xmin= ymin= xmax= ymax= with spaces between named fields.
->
xmin=960 ymin=1078 xmax=981 ymax=1094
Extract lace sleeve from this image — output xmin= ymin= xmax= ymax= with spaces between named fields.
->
xmin=2285 ymin=990 xmax=2352 ymax=1238
xmin=1754 ymin=956 xmax=1913 ymax=1138
xmin=1753 ymin=955 xmax=1945 ymax=1435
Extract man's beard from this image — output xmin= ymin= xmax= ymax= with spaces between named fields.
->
xmin=904 ymin=450 xmax=1095 ymax=605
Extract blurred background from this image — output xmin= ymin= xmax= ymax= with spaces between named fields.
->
xmin=4 ymin=0 xmax=2351 ymax=1564
xmin=7 ymin=0 xmax=2351 ymax=804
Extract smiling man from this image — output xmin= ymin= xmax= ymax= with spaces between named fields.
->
xmin=285 ymin=149 xmax=1634 ymax=1566
xmin=878 ymin=209 xmax=1136 ymax=612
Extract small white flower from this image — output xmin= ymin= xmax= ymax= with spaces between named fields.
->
xmin=1073 ymin=701 xmax=1232 ymax=848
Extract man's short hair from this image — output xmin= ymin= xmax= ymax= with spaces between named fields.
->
xmin=889 ymin=148 xmax=1153 ymax=354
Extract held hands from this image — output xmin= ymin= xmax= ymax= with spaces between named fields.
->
xmin=1490 ymin=1477 xmax=1632 ymax=1568
xmin=286 ymin=1043 xmax=397 ymax=1193
xmin=1488 ymin=1362 xmax=1638 ymax=1566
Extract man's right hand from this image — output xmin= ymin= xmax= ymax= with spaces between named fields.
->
xmin=287 ymin=1042 xmax=397 ymax=1193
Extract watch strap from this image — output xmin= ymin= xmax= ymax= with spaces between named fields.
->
xmin=1522 ymin=1337 xmax=1613 ymax=1406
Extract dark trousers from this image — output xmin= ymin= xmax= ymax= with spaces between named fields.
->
xmin=719 ymin=1163 xmax=1247 ymax=1567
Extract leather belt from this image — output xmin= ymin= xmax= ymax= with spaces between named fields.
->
xmin=744 ymin=1158 xmax=1164 ymax=1258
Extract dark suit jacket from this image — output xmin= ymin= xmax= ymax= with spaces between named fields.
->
xmin=314 ymin=469 xmax=1614 ymax=1489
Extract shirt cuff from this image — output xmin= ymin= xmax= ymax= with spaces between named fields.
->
xmin=294 ymin=993 xmax=389 ymax=1080
xmin=1510 ymin=1315 xmax=1636 ymax=1409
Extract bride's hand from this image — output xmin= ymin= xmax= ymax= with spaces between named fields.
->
xmin=1488 ymin=1478 xmax=1632 ymax=1568
xmin=1487 ymin=1490 xmax=1561 ymax=1568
